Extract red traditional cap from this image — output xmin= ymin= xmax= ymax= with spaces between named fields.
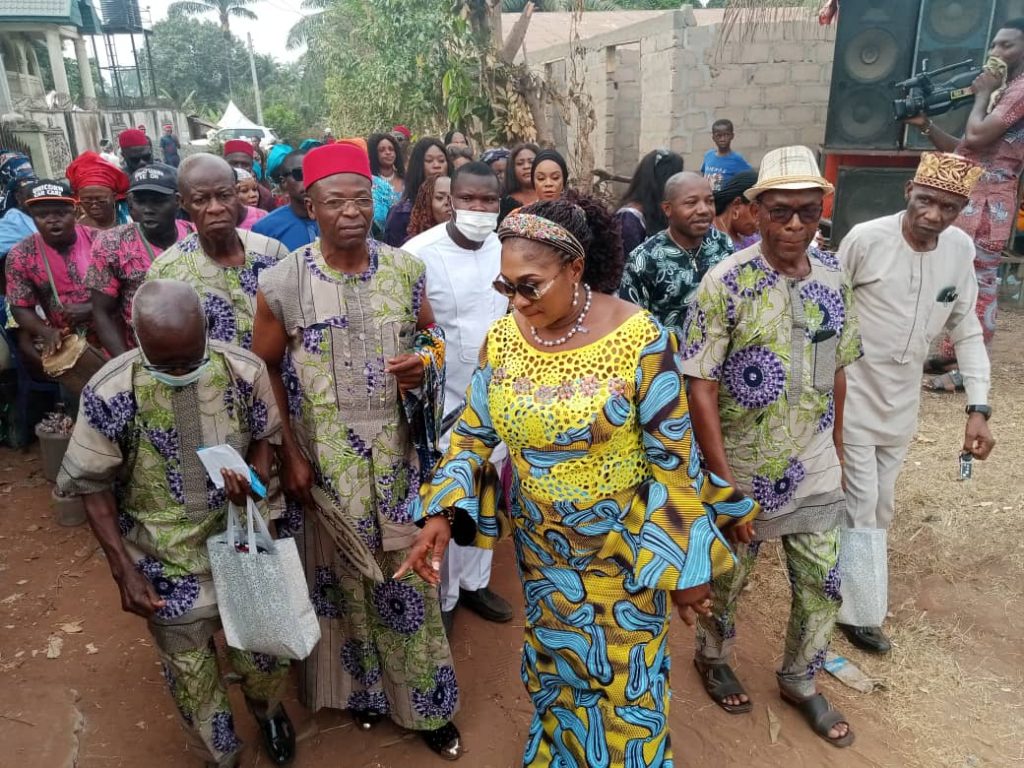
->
xmin=224 ymin=140 xmax=255 ymax=158
xmin=66 ymin=151 xmax=130 ymax=196
xmin=303 ymin=142 xmax=372 ymax=188
xmin=392 ymin=125 xmax=411 ymax=139
xmin=118 ymin=128 xmax=149 ymax=149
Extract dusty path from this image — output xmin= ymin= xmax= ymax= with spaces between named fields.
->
xmin=2 ymin=312 xmax=1020 ymax=768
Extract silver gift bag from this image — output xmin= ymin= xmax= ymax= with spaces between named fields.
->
xmin=837 ymin=527 xmax=888 ymax=627
xmin=208 ymin=499 xmax=321 ymax=660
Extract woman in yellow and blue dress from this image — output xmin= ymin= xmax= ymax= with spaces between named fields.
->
xmin=397 ymin=194 xmax=758 ymax=767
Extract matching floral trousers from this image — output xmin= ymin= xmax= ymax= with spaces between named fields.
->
xmin=150 ymin=609 xmax=291 ymax=767
xmin=695 ymin=528 xmax=842 ymax=698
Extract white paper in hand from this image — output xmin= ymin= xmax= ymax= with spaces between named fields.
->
xmin=197 ymin=444 xmax=249 ymax=489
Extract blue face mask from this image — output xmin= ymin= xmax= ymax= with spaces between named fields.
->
xmin=137 ymin=340 xmax=209 ymax=388
xmin=148 ymin=364 xmax=208 ymax=388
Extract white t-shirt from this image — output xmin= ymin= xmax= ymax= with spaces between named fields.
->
xmin=403 ymin=222 xmax=507 ymax=450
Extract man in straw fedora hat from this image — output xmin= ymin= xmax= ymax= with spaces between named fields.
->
xmin=681 ymin=145 xmax=860 ymax=747
xmin=837 ymin=153 xmax=995 ymax=655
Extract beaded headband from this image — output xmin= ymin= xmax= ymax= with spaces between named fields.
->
xmin=497 ymin=212 xmax=586 ymax=262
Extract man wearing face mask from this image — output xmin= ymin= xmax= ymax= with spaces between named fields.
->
xmin=57 ymin=280 xmax=297 ymax=768
xmin=403 ymin=162 xmax=514 ymax=634
xmin=618 ymin=171 xmax=733 ymax=342
xmin=148 ymin=154 xmax=288 ymax=351
xmin=87 ymin=163 xmax=195 ymax=356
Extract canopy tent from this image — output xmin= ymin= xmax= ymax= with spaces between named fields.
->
xmin=217 ymin=101 xmax=263 ymax=131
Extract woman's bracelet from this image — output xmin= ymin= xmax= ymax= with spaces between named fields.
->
xmin=919 ymin=118 xmax=933 ymax=136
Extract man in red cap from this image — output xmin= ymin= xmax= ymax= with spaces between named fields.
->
xmin=159 ymin=123 xmax=181 ymax=168
xmin=117 ymin=128 xmax=153 ymax=174
xmin=66 ymin=151 xmax=130 ymax=230
xmin=224 ymin=140 xmax=276 ymax=212
xmin=148 ymin=153 xmax=287 ymax=351
xmin=253 ymin=143 xmax=463 ymax=760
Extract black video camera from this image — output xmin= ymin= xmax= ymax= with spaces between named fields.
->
xmin=892 ymin=59 xmax=982 ymax=120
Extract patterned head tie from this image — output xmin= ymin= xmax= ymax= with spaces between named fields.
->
xmin=497 ymin=212 xmax=586 ymax=263
xmin=914 ymin=152 xmax=983 ymax=199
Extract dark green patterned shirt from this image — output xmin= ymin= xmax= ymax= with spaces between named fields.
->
xmin=618 ymin=227 xmax=733 ymax=341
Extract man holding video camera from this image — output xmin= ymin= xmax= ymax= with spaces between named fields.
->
xmin=909 ymin=18 xmax=1024 ymax=385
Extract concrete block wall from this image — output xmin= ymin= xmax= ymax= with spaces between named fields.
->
xmin=530 ymin=10 xmax=836 ymax=183
xmin=675 ymin=19 xmax=836 ymax=171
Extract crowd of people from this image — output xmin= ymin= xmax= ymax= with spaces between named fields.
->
xmin=0 ymin=17 xmax=1019 ymax=768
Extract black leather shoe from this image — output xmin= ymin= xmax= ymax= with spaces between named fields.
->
xmin=837 ymin=623 xmax=892 ymax=654
xmin=255 ymin=707 xmax=296 ymax=765
xmin=459 ymin=587 xmax=513 ymax=623
xmin=421 ymin=721 xmax=462 ymax=760
xmin=441 ymin=608 xmax=455 ymax=636
xmin=351 ymin=708 xmax=384 ymax=731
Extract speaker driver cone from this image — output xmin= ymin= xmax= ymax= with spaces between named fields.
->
xmin=925 ymin=0 xmax=986 ymax=43
xmin=836 ymin=87 xmax=893 ymax=144
xmin=844 ymin=28 xmax=900 ymax=83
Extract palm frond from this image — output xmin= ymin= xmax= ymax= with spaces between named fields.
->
xmin=228 ymin=6 xmax=259 ymax=20
xmin=716 ymin=0 xmax=822 ymax=46
xmin=287 ymin=12 xmax=327 ymax=50
xmin=168 ymin=0 xmax=216 ymax=18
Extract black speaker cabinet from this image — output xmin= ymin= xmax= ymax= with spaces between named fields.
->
xmin=831 ymin=167 xmax=917 ymax=244
xmin=824 ymin=0 xmax=921 ymax=149
xmin=904 ymin=0 xmax=1000 ymax=149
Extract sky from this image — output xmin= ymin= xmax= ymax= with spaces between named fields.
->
xmin=140 ymin=0 xmax=310 ymax=63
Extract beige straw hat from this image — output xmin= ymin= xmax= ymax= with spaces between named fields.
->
xmin=745 ymin=145 xmax=834 ymax=201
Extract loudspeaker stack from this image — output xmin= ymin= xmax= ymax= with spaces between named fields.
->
xmin=823 ymin=0 xmax=1024 ymax=244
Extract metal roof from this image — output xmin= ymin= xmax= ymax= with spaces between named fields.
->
xmin=0 ymin=0 xmax=103 ymax=33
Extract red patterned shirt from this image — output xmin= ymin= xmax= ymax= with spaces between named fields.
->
xmin=85 ymin=220 xmax=194 ymax=340
xmin=5 ymin=224 xmax=96 ymax=332
xmin=956 ymin=76 xmax=1024 ymax=251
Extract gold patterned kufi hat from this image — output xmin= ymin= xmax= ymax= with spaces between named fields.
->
xmin=914 ymin=152 xmax=983 ymax=198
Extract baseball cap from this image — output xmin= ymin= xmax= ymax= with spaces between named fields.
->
xmin=129 ymin=162 xmax=178 ymax=195
xmin=25 ymin=179 xmax=75 ymax=206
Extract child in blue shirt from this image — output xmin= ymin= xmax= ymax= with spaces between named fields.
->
xmin=701 ymin=119 xmax=752 ymax=192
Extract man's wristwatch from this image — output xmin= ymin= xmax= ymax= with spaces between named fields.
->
xmin=919 ymin=118 xmax=933 ymax=136
xmin=966 ymin=404 xmax=992 ymax=420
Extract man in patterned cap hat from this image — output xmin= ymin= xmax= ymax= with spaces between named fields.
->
xmin=682 ymin=145 xmax=859 ymax=748
xmin=836 ymin=152 xmax=995 ymax=654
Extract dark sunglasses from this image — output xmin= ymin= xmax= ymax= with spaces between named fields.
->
xmin=764 ymin=204 xmax=823 ymax=225
xmin=141 ymin=355 xmax=209 ymax=375
xmin=492 ymin=266 xmax=565 ymax=302
xmin=284 ymin=168 xmax=303 ymax=182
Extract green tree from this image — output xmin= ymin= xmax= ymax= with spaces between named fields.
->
xmin=286 ymin=0 xmax=330 ymax=51
xmin=317 ymin=0 xmax=482 ymax=136
xmin=167 ymin=0 xmax=258 ymax=36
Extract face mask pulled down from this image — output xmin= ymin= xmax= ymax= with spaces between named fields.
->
xmin=453 ymin=209 xmax=498 ymax=243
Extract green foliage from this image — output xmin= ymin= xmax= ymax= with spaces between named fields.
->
xmin=167 ymin=0 xmax=259 ymax=33
xmin=317 ymin=0 xmax=486 ymax=136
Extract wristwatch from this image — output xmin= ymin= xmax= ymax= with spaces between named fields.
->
xmin=966 ymin=404 xmax=992 ymax=420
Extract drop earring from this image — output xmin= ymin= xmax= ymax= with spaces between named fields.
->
xmin=572 ymin=282 xmax=580 ymax=308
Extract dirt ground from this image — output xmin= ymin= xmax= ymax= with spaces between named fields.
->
xmin=1 ymin=311 xmax=1021 ymax=768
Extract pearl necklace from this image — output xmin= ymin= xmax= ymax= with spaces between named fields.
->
xmin=531 ymin=284 xmax=592 ymax=347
